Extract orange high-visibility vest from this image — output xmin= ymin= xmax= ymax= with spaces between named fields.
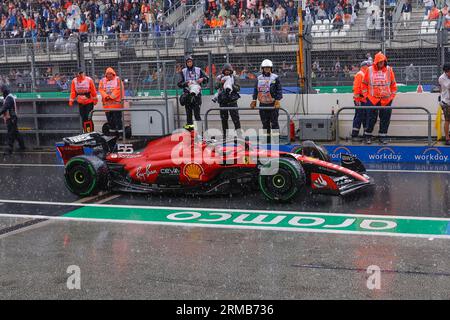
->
xmin=353 ymin=70 xmax=367 ymax=103
xmin=70 ymin=76 xmax=98 ymax=105
xmin=99 ymin=76 xmax=124 ymax=109
xmin=362 ymin=65 xmax=397 ymax=106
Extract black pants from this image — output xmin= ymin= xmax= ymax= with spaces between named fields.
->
xmin=186 ymin=103 xmax=201 ymax=125
xmin=351 ymin=100 xmax=367 ymax=137
xmin=106 ymin=110 xmax=123 ymax=132
xmin=6 ymin=116 xmax=25 ymax=151
xmin=220 ymin=102 xmax=241 ymax=134
xmin=259 ymin=107 xmax=279 ymax=133
xmin=79 ymin=103 xmax=94 ymax=123
xmin=364 ymin=101 xmax=392 ymax=137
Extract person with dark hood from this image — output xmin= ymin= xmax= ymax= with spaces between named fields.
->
xmin=215 ymin=63 xmax=241 ymax=138
xmin=177 ymin=56 xmax=209 ymax=130
xmin=250 ymin=59 xmax=283 ymax=138
xmin=0 ymin=85 xmax=25 ymax=155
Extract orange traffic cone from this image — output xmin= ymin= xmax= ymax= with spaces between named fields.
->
xmin=416 ymin=84 xmax=423 ymax=93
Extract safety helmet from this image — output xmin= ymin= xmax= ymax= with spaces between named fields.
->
xmin=185 ymin=55 xmax=194 ymax=63
xmin=222 ymin=63 xmax=233 ymax=73
xmin=261 ymin=59 xmax=273 ymax=68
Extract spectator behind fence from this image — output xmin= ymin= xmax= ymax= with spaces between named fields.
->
xmin=0 ymin=0 xmax=177 ymax=42
xmin=429 ymin=5 xmax=440 ymax=20
xmin=366 ymin=10 xmax=378 ymax=40
xmin=332 ymin=13 xmax=344 ymax=30
xmin=424 ymin=0 xmax=435 ymax=16
xmin=401 ymin=0 xmax=412 ymax=28
xmin=405 ymin=63 xmax=417 ymax=83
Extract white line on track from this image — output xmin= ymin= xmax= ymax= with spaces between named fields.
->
xmin=0 ymin=198 xmax=449 ymax=221
xmin=0 ymin=212 xmax=448 ymax=240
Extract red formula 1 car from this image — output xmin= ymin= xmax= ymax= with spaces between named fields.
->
xmin=56 ymin=130 xmax=373 ymax=202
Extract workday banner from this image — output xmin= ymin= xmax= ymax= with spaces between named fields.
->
xmin=322 ymin=145 xmax=450 ymax=164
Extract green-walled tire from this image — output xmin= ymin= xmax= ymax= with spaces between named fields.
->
xmin=65 ymin=155 xmax=109 ymax=196
xmin=258 ymin=157 xmax=306 ymax=202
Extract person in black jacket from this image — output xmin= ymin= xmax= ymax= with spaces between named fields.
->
xmin=0 ymin=85 xmax=25 ymax=155
xmin=177 ymin=56 xmax=209 ymax=130
xmin=250 ymin=59 xmax=283 ymax=137
xmin=215 ymin=63 xmax=241 ymax=138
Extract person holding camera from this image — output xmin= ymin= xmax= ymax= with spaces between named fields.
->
xmin=214 ymin=64 xmax=241 ymax=138
xmin=177 ymin=56 xmax=209 ymax=130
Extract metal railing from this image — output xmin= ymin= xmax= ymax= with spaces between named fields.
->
xmin=204 ymin=107 xmax=292 ymax=145
xmin=0 ymin=20 xmax=440 ymax=55
xmin=89 ymin=107 xmax=167 ymax=142
xmin=311 ymin=64 xmax=440 ymax=86
xmin=335 ymin=106 xmax=432 ymax=145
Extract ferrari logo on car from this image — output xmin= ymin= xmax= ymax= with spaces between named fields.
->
xmin=313 ymin=174 xmax=328 ymax=189
xmin=184 ymin=163 xmax=204 ymax=180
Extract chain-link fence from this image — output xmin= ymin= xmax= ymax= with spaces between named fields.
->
xmin=0 ymin=3 xmax=447 ymax=94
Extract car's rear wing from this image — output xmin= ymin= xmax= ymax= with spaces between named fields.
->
xmin=56 ymin=132 xmax=116 ymax=165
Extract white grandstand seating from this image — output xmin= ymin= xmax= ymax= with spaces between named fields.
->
xmin=423 ymin=15 xmax=428 ymax=20
xmin=428 ymin=28 xmax=437 ymax=34
xmin=319 ymin=25 xmax=327 ymax=31
xmin=330 ymin=31 xmax=339 ymax=37
xmin=420 ymin=27 xmax=428 ymax=34
xmin=316 ymin=20 xmax=322 ymax=25
xmin=322 ymin=31 xmax=329 ymax=37
xmin=343 ymin=24 xmax=350 ymax=31
xmin=363 ymin=1 xmax=370 ymax=8
xmin=323 ymin=19 xmax=330 ymax=25
xmin=429 ymin=21 xmax=437 ymax=28
xmin=421 ymin=21 xmax=429 ymax=28
xmin=311 ymin=25 xmax=319 ymax=32
xmin=339 ymin=30 xmax=347 ymax=37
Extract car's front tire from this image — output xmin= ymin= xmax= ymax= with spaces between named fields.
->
xmin=258 ymin=157 xmax=306 ymax=202
xmin=65 ymin=155 xmax=109 ymax=196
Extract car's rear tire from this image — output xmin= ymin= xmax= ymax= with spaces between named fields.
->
xmin=258 ymin=157 xmax=306 ymax=202
xmin=65 ymin=155 xmax=109 ymax=196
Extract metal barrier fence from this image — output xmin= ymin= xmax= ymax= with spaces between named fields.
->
xmin=335 ymin=106 xmax=432 ymax=145
xmin=204 ymin=107 xmax=292 ymax=145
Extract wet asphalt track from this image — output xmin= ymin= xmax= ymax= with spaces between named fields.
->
xmin=0 ymin=152 xmax=449 ymax=299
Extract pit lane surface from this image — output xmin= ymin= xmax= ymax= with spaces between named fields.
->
xmin=0 ymin=153 xmax=449 ymax=299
